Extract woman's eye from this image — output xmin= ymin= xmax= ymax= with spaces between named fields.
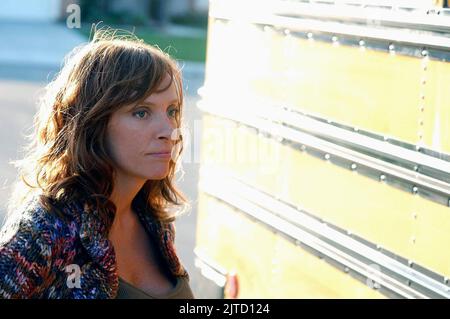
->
xmin=134 ymin=110 xmax=149 ymax=119
xmin=168 ymin=107 xmax=180 ymax=118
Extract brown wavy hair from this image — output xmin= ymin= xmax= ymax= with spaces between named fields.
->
xmin=6 ymin=29 xmax=188 ymax=226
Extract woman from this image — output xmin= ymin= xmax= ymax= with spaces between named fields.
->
xmin=0 ymin=29 xmax=194 ymax=299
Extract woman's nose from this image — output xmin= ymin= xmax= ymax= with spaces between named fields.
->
xmin=156 ymin=112 xmax=177 ymax=140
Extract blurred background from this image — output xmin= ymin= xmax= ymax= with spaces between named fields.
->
xmin=0 ymin=0 xmax=206 ymax=297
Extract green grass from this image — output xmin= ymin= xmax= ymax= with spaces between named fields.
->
xmin=136 ymin=30 xmax=206 ymax=62
xmin=78 ymin=24 xmax=207 ymax=62
xmin=171 ymin=13 xmax=208 ymax=29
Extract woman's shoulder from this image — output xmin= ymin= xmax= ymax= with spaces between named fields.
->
xmin=0 ymin=196 xmax=81 ymax=248
xmin=0 ymin=197 xmax=83 ymax=298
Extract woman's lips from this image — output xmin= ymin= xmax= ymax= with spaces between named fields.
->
xmin=147 ymin=152 xmax=172 ymax=159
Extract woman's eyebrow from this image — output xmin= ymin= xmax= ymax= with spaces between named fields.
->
xmin=139 ymin=100 xmax=180 ymax=106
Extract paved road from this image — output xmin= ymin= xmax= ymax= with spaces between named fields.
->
xmin=0 ymin=21 xmax=206 ymax=297
xmin=0 ymin=78 xmax=44 ymax=216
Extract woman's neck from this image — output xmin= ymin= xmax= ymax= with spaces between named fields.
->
xmin=110 ymin=171 xmax=146 ymax=223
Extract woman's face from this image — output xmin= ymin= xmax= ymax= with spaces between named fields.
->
xmin=106 ymin=74 xmax=180 ymax=183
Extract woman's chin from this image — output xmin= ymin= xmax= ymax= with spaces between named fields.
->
xmin=146 ymin=171 xmax=170 ymax=181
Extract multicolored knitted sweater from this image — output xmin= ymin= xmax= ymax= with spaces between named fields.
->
xmin=0 ymin=196 xmax=189 ymax=299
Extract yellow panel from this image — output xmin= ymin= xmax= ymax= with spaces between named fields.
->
xmin=422 ymin=59 xmax=450 ymax=154
xmin=200 ymin=114 xmax=450 ymax=278
xmin=202 ymin=17 xmax=450 ymax=296
xmin=272 ymin=235 xmax=385 ymax=298
xmin=206 ymin=20 xmax=450 ymax=154
xmin=412 ymin=198 xmax=450 ymax=277
xmin=250 ymin=34 xmax=423 ymax=145
xmin=196 ymin=192 xmax=278 ymax=298
xmin=205 ymin=20 xmax=270 ymax=92
xmin=196 ymin=193 xmax=385 ymax=298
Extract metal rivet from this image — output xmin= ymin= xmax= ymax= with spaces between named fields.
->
xmin=422 ymin=49 xmax=428 ymax=57
xmin=419 ymin=105 xmax=425 ymax=112
xmin=408 ymin=260 xmax=414 ymax=267
xmin=307 ymin=32 xmax=313 ymax=39
xmin=354 ymin=127 xmax=359 ymax=132
xmin=423 ymin=66 xmax=427 ymax=71
xmin=444 ymin=277 xmax=449 ymax=285
xmin=324 ymin=154 xmax=331 ymax=160
xmin=412 ymin=212 xmax=417 ymax=219
xmin=419 ymin=120 xmax=424 ymax=126
xmin=359 ymin=40 xmax=365 ymax=46
xmin=411 ymin=237 xmax=416 ymax=244
xmin=347 ymin=230 xmax=352 ymax=236
xmin=344 ymin=267 xmax=350 ymax=273
xmin=284 ymin=29 xmax=290 ymax=36
xmin=420 ymin=94 xmax=425 ymax=100
xmin=332 ymin=36 xmax=338 ymax=42
xmin=407 ymin=280 xmax=412 ymax=286
xmin=413 ymin=165 xmax=419 ymax=172
xmin=388 ymin=43 xmax=395 ymax=51
xmin=351 ymin=163 xmax=357 ymax=171
xmin=415 ymin=145 xmax=421 ymax=151
xmin=421 ymin=78 xmax=427 ymax=85
xmin=412 ymin=186 xmax=418 ymax=194
xmin=418 ymin=133 xmax=423 ymax=140
xmin=376 ymin=245 xmax=382 ymax=251
xmin=300 ymin=145 xmax=306 ymax=152
xmin=383 ymin=136 xmax=389 ymax=141
xmin=380 ymin=174 xmax=386 ymax=182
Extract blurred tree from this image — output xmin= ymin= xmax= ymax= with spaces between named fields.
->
xmin=188 ymin=0 xmax=196 ymax=12
xmin=80 ymin=0 xmax=111 ymax=21
xmin=80 ymin=0 xmax=153 ymax=26
xmin=150 ymin=0 xmax=169 ymax=27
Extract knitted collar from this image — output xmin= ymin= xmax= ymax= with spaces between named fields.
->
xmin=68 ymin=199 xmax=188 ymax=298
